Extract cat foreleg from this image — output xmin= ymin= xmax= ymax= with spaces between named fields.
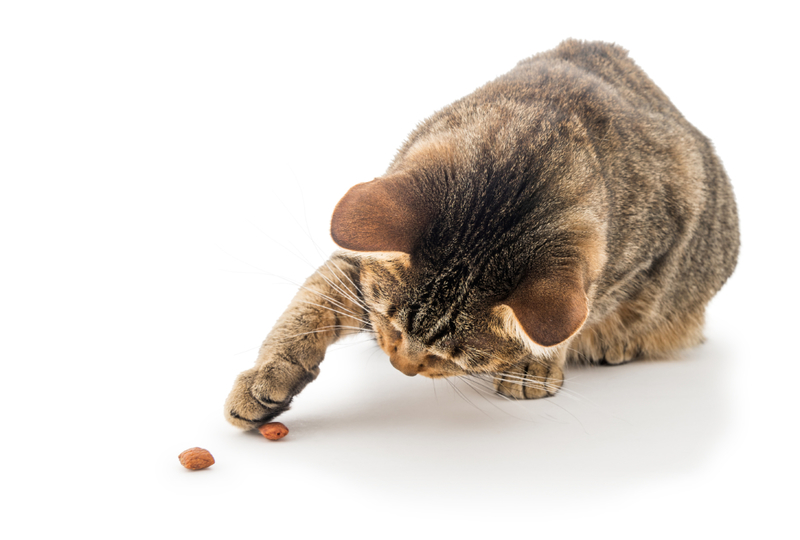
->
xmin=224 ymin=254 xmax=368 ymax=430
xmin=493 ymin=348 xmax=566 ymax=399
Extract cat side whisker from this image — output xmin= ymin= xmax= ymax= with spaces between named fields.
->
xmin=467 ymin=375 xmax=587 ymax=430
xmin=457 ymin=376 xmax=538 ymax=422
xmin=443 ymin=377 xmax=491 ymax=419
xmin=486 ymin=373 xmax=589 ymax=404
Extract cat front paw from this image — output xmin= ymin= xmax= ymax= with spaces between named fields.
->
xmin=224 ymin=361 xmax=318 ymax=430
xmin=494 ymin=361 xmax=563 ymax=399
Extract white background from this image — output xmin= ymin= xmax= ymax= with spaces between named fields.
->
xmin=1 ymin=1 xmax=797 ymax=538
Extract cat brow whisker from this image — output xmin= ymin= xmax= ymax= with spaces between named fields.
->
xmin=290 ymin=280 xmax=365 ymax=317
xmin=225 ymin=264 xmax=367 ymax=326
xmin=246 ymin=218 xmax=319 ymax=272
xmin=313 ymin=266 xmax=369 ymax=313
xmin=327 ymin=259 xmax=368 ymax=304
xmin=319 ymin=261 xmax=370 ymax=311
xmin=330 ymin=335 xmax=380 ymax=351
xmin=223 ymin=262 xmax=358 ymax=318
xmin=297 ymin=300 xmax=368 ymax=324
xmin=278 ymin=325 xmax=375 ymax=341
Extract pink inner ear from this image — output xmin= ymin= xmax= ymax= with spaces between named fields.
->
xmin=504 ymin=273 xmax=589 ymax=347
xmin=330 ymin=175 xmax=431 ymax=253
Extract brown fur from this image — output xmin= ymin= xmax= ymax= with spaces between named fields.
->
xmin=225 ymin=40 xmax=739 ymax=430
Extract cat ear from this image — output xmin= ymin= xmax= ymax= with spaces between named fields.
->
xmin=502 ymin=272 xmax=589 ymax=347
xmin=330 ymin=174 xmax=431 ymax=253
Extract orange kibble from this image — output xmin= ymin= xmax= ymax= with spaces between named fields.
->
xmin=179 ymin=447 xmax=215 ymax=470
xmin=259 ymin=422 xmax=289 ymax=440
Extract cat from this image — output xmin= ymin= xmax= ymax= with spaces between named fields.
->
xmin=224 ymin=39 xmax=739 ymax=429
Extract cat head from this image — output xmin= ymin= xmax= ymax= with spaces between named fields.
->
xmin=330 ymin=136 xmax=604 ymax=378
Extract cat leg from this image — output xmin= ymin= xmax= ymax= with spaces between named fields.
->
xmin=224 ymin=253 xmax=368 ymax=430
xmin=597 ymin=341 xmax=638 ymax=365
xmin=568 ymin=307 xmax=706 ymax=365
xmin=493 ymin=348 xmax=566 ymax=399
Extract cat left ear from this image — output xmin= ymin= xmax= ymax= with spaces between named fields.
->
xmin=502 ymin=271 xmax=589 ymax=347
xmin=330 ymin=174 xmax=432 ymax=253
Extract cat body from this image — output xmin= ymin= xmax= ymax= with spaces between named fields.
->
xmin=225 ymin=40 xmax=739 ymax=428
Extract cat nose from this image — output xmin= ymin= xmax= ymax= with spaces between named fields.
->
xmin=389 ymin=354 xmax=424 ymax=376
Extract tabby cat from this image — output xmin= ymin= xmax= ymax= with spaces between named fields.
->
xmin=225 ymin=40 xmax=739 ymax=430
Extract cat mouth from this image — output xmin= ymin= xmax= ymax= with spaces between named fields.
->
xmin=389 ymin=359 xmax=460 ymax=378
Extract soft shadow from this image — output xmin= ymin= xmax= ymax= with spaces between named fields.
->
xmin=252 ymin=336 xmax=732 ymax=503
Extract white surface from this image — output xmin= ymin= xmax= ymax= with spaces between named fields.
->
xmin=1 ymin=1 xmax=797 ymax=538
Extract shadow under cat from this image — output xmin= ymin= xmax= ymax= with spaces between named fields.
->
xmin=247 ymin=332 xmax=730 ymax=501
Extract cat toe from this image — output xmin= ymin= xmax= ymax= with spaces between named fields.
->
xmin=598 ymin=342 xmax=638 ymax=365
xmin=224 ymin=370 xmax=288 ymax=430
xmin=494 ymin=362 xmax=563 ymax=400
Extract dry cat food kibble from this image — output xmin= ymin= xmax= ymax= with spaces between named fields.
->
xmin=259 ymin=422 xmax=289 ymax=440
xmin=178 ymin=447 xmax=215 ymax=470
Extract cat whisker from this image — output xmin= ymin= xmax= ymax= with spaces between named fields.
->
xmin=229 ymin=219 xmax=367 ymax=318
xmin=486 ymin=371 xmax=562 ymax=392
xmin=484 ymin=369 xmax=582 ymax=385
xmin=540 ymin=397 xmax=589 ymax=433
xmin=457 ymin=376 xmax=537 ymax=421
xmin=488 ymin=372 xmax=565 ymax=393
xmin=226 ymin=263 xmax=359 ymax=319
xmin=484 ymin=373 xmax=588 ymax=402
xmin=443 ymin=377 xmax=491 ymax=418
xmin=330 ymin=335 xmax=380 ymax=351
xmin=315 ymin=265 xmax=369 ymax=312
xmin=297 ymin=300 xmax=370 ymax=325
xmin=465 ymin=375 xmax=588 ymax=429
xmin=325 ymin=259 xmax=369 ymax=308
xmin=291 ymin=281 xmax=368 ymax=320
xmin=245 ymin=218 xmax=320 ymax=273
xmin=277 ymin=325 xmax=376 ymax=341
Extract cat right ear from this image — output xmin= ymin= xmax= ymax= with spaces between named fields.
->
xmin=502 ymin=272 xmax=589 ymax=348
xmin=330 ymin=174 xmax=432 ymax=253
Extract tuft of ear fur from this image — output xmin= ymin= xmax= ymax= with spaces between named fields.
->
xmin=330 ymin=174 xmax=432 ymax=253
xmin=503 ymin=271 xmax=589 ymax=347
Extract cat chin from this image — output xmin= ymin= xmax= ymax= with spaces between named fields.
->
xmin=416 ymin=368 xmax=465 ymax=379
